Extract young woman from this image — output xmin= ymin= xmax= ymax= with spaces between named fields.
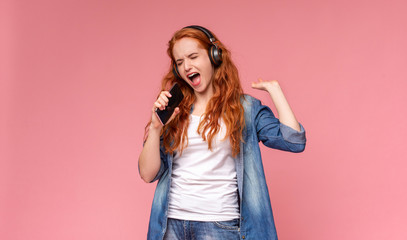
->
xmin=138 ymin=25 xmax=306 ymax=240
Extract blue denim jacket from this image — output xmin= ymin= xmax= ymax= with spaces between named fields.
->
xmin=146 ymin=95 xmax=306 ymax=239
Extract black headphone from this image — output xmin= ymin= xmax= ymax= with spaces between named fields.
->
xmin=172 ymin=25 xmax=223 ymax=79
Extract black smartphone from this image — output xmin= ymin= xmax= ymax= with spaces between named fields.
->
xmin=155 ymin=83 xmax=184 ymax=125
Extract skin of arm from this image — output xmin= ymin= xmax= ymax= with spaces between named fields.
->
xmin=138 ymin=91 xmax=180 ymax=183
xmin=251 ymin=78 xmax=301 ymax=132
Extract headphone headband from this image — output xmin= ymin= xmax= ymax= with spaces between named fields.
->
xmin=183 ymin=25 xmax=217 ymax=44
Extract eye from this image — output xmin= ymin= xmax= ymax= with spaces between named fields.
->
xmin=176 ymin=61 xmax=183 ymax=66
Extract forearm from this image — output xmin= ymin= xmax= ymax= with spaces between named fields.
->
xmin=138 ymin=126 xmax=162 ymax=183
xmin=266 ymin=81 xmax=301 ymax=132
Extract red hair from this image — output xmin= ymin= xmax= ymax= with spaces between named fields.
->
xmin=145 ymin=27 xmax=245 ymax=157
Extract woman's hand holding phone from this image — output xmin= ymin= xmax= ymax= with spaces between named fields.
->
xmin=141 ymin=87 xmax=181 ymax=183
xmin=154 ymin=83 xmax=184 ymax=125
xmin=151 ymin=85 xmax=183 ymax=128
xmin=150 ymin=92 xmax=178 ymax=128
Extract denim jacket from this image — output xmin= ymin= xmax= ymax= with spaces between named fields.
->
xmin=146 ymin=95 xmax=306 ymax=239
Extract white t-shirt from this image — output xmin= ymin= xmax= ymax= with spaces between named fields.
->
xmin=167 ymin=114 xmax=240 ymax=221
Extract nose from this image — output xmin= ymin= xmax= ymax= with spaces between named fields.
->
xmin=183 ymin=59 xmax=192 ymax=73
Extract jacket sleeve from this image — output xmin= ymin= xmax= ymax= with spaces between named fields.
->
xmin=253 ymin=99 xmax=306 ymax=153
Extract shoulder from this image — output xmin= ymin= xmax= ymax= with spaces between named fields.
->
xmin=241 ymin=94 xmax=261 ymax=109
xmin=241 ymin=94 xmax=265 ymax=115
xmin=241 ymin=94 xmax=277 ymax=123
xmin=240 ymin=94 xmax=265 ymax=126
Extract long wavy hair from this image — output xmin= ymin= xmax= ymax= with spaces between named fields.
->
xmin=145 ymin=27 xmax=245 ymax=157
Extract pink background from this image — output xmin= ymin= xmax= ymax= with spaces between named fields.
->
xmin=2 ymin=0 xmax=407 ymax=239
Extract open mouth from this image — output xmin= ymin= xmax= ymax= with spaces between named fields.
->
xmin=187 ymin=72 xmax=201 ymax=86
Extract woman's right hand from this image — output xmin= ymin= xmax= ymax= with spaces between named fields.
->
xmin=150 ymin=91 xmax=180 ymax=130
xmin=140 ymin=90 xmax=178 ymax=183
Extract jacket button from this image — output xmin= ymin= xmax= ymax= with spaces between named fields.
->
xmin=242 ymin=236 xmax=245 ymax=239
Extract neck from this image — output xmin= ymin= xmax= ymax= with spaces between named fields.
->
xmin=192 ymin=86 xmax=214 ymax=116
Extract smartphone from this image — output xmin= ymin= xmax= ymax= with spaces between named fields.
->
xmin=155 ymin=83 xmax=184 ymax=125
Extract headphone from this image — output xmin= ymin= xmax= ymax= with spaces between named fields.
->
xmin=172 ymin=25 xmax=223 ymax=79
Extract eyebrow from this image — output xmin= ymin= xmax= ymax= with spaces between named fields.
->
xmin=176 ymin=52 xmax=198 ymax=62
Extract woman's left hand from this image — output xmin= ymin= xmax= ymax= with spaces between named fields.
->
xmin=251 ymin=78 xmax=280 ymax=92
xmin=251 ymin=78 xmax=301 ymax=131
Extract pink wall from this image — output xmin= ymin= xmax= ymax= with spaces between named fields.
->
xmin=2 ymin=0 xmax=407 ymax=239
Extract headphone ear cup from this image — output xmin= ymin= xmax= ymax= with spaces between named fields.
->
xmin=172 ymin=62 xmax=182 ymax=79
xmin=209 ymin=46 xmax=222 ymax=66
